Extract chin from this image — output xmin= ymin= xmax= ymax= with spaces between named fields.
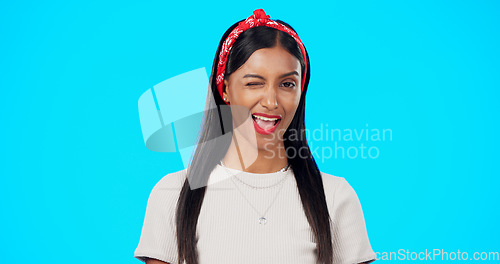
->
xmin=257 ymin=134 xmax=283 ymax=152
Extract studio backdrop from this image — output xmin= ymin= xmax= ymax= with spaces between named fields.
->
xmin=0 ymin=1 xmax=499 ymax=263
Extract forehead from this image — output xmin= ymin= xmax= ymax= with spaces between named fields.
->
xmin=236 ymin=46 xmax=301 ymax=76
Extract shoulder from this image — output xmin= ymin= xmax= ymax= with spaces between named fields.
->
xmin=319 ymin=172 xmax=376 ymax=263
xmin=319 ymin=171 xmax=349 ymax=198
xmin=319 ymin=171 xmax=347 ymax=192
xmin=153 ymin=168 xmax=188 ymax=191
xmin=145 ymin=168 xmax=188 ymax=209
xmin=135 ymin=169 xmax=187 ymax=263
xmin=319 ymin=171 xmax=361 ymax=211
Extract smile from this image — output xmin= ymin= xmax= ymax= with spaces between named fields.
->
xmin=251 ymin=113 xmax=282 ymax=135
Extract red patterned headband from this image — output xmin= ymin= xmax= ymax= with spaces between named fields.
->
xmin=216 ymin=9 xmax=308 ymax=104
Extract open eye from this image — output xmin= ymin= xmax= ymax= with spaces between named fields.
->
xmin=281 ymin=82 xmax=296 ymax=88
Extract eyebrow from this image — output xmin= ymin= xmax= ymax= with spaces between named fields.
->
xmin=243 ymin=71 xmax=299 ymax=80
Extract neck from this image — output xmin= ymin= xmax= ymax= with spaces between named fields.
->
xmin=222 ymin=134 xmax=288 ymax=174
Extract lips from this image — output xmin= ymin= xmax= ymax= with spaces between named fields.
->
xmin=251 ymin=113 xmax=282 ymax=135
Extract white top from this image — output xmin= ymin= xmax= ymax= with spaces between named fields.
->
xmin=134 ymin=164 xmax=376 ymax=264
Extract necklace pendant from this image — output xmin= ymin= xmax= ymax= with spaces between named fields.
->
xmin=258 ymin=217 xmax=267 ymax=225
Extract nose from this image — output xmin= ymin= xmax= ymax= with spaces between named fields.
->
xmin=260 ymin=86 xmax=278 ymax=110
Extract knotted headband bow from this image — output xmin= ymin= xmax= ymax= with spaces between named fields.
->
xmin=216 ymin=9 xmax=308 ymax=104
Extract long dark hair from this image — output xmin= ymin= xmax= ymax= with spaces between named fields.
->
xmin=175 ymin=18 xmax=333 ymax=264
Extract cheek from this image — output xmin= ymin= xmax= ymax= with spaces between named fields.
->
xmin=230 ymin=86 xmax=259 ymax=104
xmin=288 ymin=94 xmax=301 ymax=117
xmin=284 ymin=102 xmax=300 ymax=127
xmin=284 ymin=89 xmax=301 ymax=111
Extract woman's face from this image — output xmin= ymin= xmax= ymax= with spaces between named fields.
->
xmin=223 ymin=45 xmax=302 ymax=149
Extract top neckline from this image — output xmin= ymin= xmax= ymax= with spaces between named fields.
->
xmin=214 ymin=163 xmax=293 ymax=188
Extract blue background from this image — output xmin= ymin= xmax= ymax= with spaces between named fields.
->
xmin=1 ymin=0 xmax=498 ymax=263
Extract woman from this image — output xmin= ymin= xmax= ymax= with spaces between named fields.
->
xmin=135 ymin=9 xmax=376 ymax=264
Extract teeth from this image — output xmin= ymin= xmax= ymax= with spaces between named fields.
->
xmin=252 ymin=115 xmax=279 ymax=121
